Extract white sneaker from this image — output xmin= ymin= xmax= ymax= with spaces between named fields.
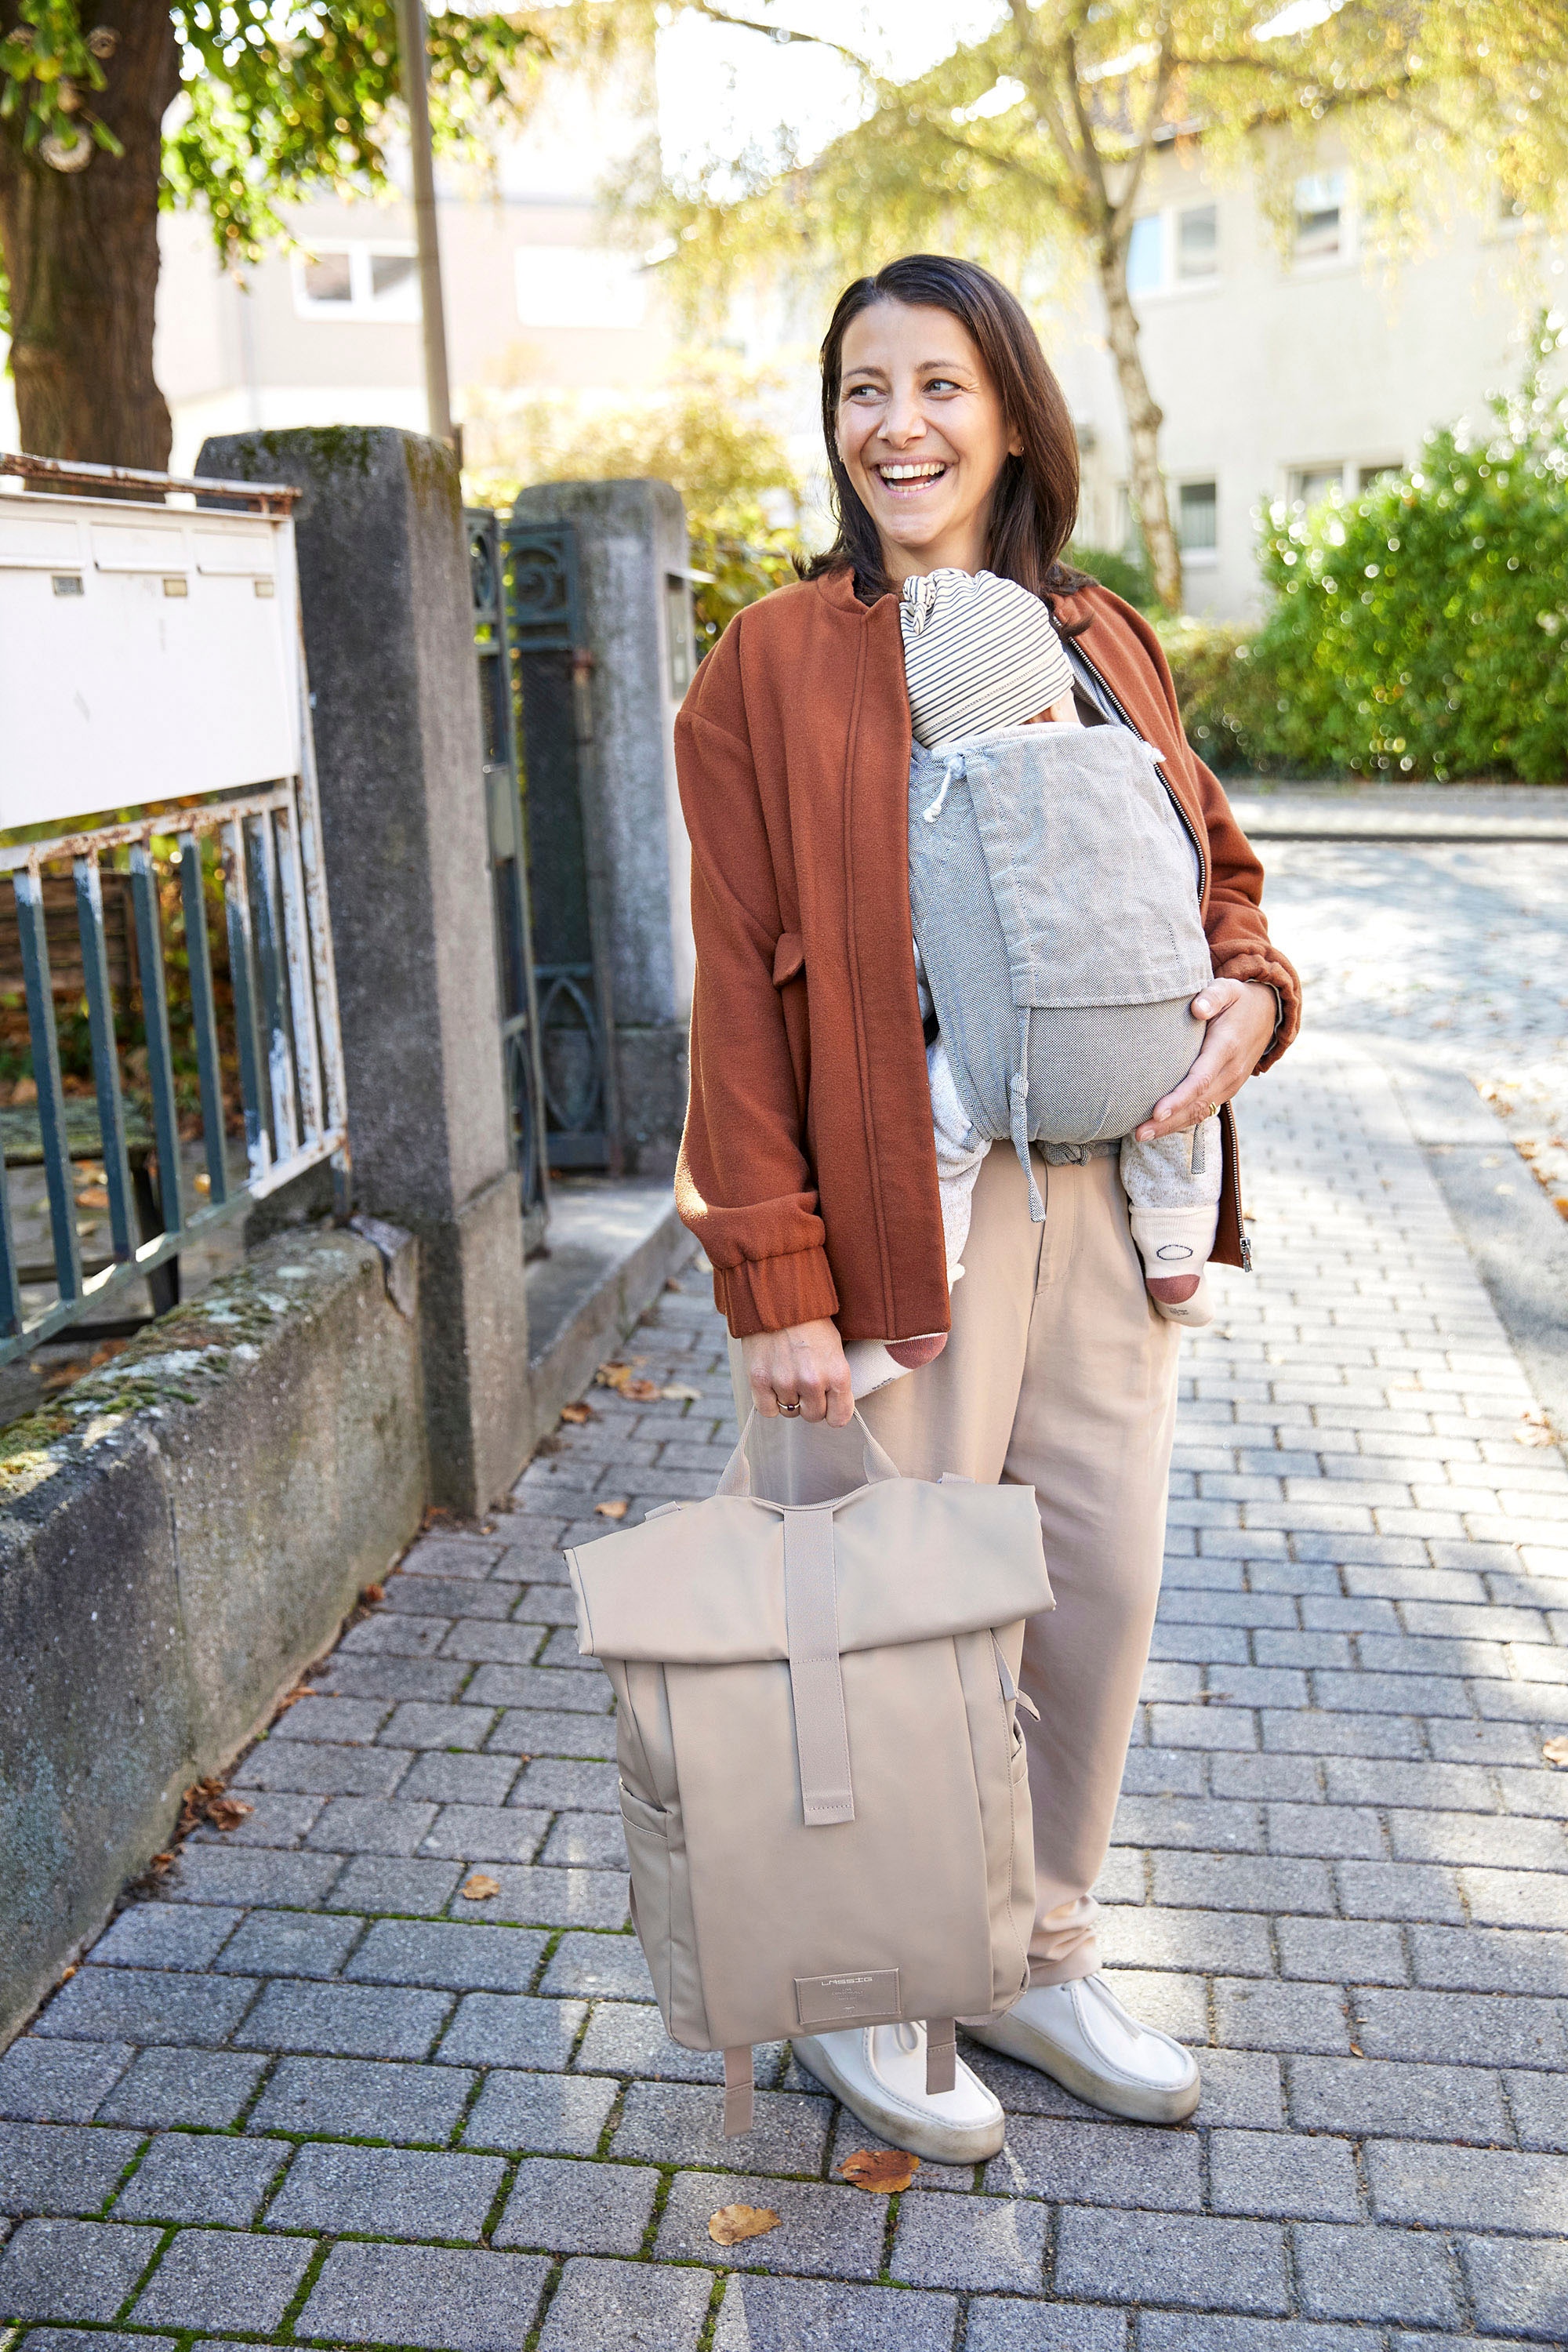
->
xmin=793 ymin=2020 xmax=1005 ymax=2163
xmin=965 ymin=1976 xmax=1200 ymax=2124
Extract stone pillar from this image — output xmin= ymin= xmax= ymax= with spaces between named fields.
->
xmin=198 ymin=426 xmax=531 ymax=1514
xmin=510 ymin=477 xmax=694 ymax=1175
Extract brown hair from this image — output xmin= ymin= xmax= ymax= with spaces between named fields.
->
xmin=805 ymin=253 xmax=1091 ymax=622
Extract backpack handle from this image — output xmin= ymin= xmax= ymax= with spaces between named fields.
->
xmin=715 ymin=1406 xmax=902 ymax=1500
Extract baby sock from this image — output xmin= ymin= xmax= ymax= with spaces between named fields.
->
xmin=1122 ymin=1116 xmax=1222 ymax=1329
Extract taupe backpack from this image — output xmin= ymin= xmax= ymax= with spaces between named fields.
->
xmin=568 ymin=1412 xmax=1051 ymax=2133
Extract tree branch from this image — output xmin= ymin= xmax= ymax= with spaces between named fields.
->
xmin=681 ymin=0 xmax=869 ymax=71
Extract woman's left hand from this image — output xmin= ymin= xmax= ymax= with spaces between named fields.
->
xmin=1134 ymin=978 xmax=1278 ymax=1143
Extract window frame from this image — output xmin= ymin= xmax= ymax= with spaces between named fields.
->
xmin=1290 ymin=169 xmax=1355 ymax=270
xmin=291 ymin=241 xmax=420 ymax=323
xmin=1124 ymin=200 xmax=1221 ymax=300
xmin=1176 ymin=477 xmax=1219 ymax=562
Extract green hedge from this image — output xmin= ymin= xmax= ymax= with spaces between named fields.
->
xmin=1065 ymin=543 xmax=1161 ymax=615
xmin=1163 ymin=326 xmax=1568 ymax=782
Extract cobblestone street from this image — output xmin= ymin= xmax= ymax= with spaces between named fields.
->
xmin=2 ymin=842 xmax=1567 ymax=2350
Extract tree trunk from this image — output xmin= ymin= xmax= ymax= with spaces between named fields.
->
xmin=0 ymin=0 xmax=181 ymax=469
xmin=1098 ymin=243 xmax=1182 ymax=612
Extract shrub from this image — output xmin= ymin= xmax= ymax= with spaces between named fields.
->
xmin=1245 ymin=321 xmax=1568 ymax=782
xmin=463 ymin=361 xmax=804 ymax=652
xmin=1066 ymin=542 xmax=1161 ymax=614
xmin=1157 ymin=619 xmax=1287 ymax=775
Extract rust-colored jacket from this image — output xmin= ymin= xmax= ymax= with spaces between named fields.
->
xmin=674 ymin=565 xmax=1301 ymax=1343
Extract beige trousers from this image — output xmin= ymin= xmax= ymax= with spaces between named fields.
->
xmin=730 ymin=1145 xmax=1180 ymax=1987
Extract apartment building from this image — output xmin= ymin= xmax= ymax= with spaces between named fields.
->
xmin=2 ymin=93 xmax=1558 ymax=620
xmin=0 ymin=77 xmax=672 ymax=475
xmin=1037 ymin=138 xmax=1561 ymax=615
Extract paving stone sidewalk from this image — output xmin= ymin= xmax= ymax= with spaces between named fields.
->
xmin=3 ymin=1023 xmax=1568 ymax=2350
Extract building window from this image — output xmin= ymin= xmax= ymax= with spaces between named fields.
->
xmin=1176 ymin=204 xmax=1218 ymax=281
xmin=1294 ymin=171 xmax=1347 ymax=260
xmin=1126 ymin=216 xmax=1164 ymax=296
xmin=1358 ymin=460 xmax=1401 ymax=491
xmin=1178 ymin=481 xmax=1218 ymax=554
xmin=515 ymin=247 xmax=649 ymax=330
xmin=1290 ymin=464 xmax=1345 ymax=507
xmin=1128 ymin=206 xmax=1218 ymax=296
xmin=293 ymin=243 xmax=419 ymax=321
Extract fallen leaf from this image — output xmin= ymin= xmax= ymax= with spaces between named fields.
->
xmin=707 ymin=2203 xmax=782 ymax=2246
xmin=661 ymin=1384 xmax=702 ymax=1401
xmin=74 ymin=1185 xmax=110 ymax=1209
xmin=594 ymin=1499 xmax=630 ymax=1520
xmin=839 ymin=2148 xmax=920 ymax=2193
xmin=1543 ymin=1737 xmax=1568 ymax=1768
xmin=361 ymin=1582 xmax=384 ymax=1606
xmin=623 ymin=1379 xmax=661 ymax=1401
xmin=1348 ymin=2042 xmax=1365 ymax=2059
xmin=60 ymin=1964 xmax=77 ymax=1982
xmin=459 ymin=1871 xmax=501 ymax=1900
xmin=205 ymin=1798 xmax=254 ymax=1832
xmin=147 ymin=1852 xmax=174 ymax=1878
xmin=560 ymin=1403 xmax=593 ymax=1425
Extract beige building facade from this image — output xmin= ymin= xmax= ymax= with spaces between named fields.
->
xmin=2 ymin=110 xmax=1559 ymax=621
xmin=1039 ymin=140 xmax=1562 ymax=617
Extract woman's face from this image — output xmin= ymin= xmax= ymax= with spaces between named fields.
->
xmin=835 ymin=298 xmax=1021 ymax=583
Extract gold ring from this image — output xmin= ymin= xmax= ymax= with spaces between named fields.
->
xmin=1205 ymin=1100 xmax=1221 ymax=1120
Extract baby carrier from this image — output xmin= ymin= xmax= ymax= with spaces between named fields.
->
xmin=909 ymin=724 xmax=1214 ymax=1218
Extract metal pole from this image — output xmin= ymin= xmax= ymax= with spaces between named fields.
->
xmin=394 ymin=0 xmax=456 ymax=452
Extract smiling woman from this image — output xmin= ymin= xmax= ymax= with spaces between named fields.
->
xmin=808 ymin=255 xmax=1083 ymax=603
xmin=670 ymin=250 xmax=1299 ymax=2168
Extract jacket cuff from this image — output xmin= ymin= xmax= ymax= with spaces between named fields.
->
xmin=1214 ymin=951 xmax=1301 ymax=1074
xmin=713 ymin=1245 xmax=840 ymax=1339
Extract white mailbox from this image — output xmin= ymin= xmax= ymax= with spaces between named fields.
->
xmin=0 ymin=481 xmax=304 ymax=830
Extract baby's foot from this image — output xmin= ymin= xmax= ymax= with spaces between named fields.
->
xmin=887 ymin=1334 xmax=947 ymax=1371
xmin=1147 ymin=1272 xmax=1213 ymax=1328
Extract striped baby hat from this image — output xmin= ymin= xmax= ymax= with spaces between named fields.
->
xmin=900 ymin=566 xmax=1075 ymax=749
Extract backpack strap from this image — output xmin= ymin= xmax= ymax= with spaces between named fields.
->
xmin=716 ymin=1407 xmax=901 ymax=1498
xmin=723 ymin=2045 xmax=754 ymax=2136
xmin=784 ymin=1506 xmax=855 ymax=1827
xmin=926 ymin=2020 xmax=956 ymax=2094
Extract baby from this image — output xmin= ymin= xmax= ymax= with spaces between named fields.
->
xmin=845 ymin=567 xmax=1222 ymax=1401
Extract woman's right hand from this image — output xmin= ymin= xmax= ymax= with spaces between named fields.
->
xmin=742 ymin=1319 xmax=855 ymax=1427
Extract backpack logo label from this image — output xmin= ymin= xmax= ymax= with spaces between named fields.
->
xmin=794 ymin=1969 xmax=902 ymax=2027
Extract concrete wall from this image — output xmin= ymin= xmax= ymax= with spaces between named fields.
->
xmin=0 ymin=1226 xmax=425 ymax=2045
xmin=199 ymin=426 xmax=535 ymax=1516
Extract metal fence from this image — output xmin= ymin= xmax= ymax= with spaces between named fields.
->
xmin=466 ymin=508 xmax=550 ymax=1254
xmin=0 ymin=452 xmax=349 ymax=1363
xmin=501 ymin=514 xmax=621 ymax=1173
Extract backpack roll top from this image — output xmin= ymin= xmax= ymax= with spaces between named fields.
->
xmin=567 ymin=1413 xmax=1051 ymax=2134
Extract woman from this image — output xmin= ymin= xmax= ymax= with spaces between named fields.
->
xmin=673 ymin=254 xmax=1301 ymax=2161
